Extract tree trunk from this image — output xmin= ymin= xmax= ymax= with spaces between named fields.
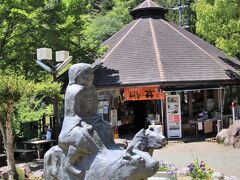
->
xmin=5 ymin=101 xmax=18 ymax=180
xmin=0 ymin=116 xmax=7 ymax=151
xmin=53 ymin=73 xmax=60 ymax=141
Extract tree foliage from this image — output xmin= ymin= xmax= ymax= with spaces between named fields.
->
xmin=195 ymin=0 xmax=240 ymax=58
xmin=83 ymin=0 xmax=197 ymax=44
xmin=0 ymin=0 xmax=102 ymax=80
xmin=157 ymin=0 xmax=196 ymax=33
xmin=15 ymin=80 xmax=62 ymax=123
xmin=0 ymin=74 xmax=30 ymax=179
xmin=0 ymin=73 xmax=61 ymax=179
xmin=83 ymin=0 xmax=133 ymax=43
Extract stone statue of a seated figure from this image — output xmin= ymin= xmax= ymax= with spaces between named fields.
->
xmin=44 ymin=63 xmax=166 ymax=180
xmin=58 ymin=63 xmax=117 ymax=175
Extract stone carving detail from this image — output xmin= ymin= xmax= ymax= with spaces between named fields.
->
xmin=44 ymin=63 xmax=166 ymax=180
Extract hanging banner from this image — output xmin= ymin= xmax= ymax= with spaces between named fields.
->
xmin=124 ymin=86 xmax=165 ymax=101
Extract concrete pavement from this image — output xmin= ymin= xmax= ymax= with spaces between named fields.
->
xmin=152 ymin=141 xmax=240 ymax=178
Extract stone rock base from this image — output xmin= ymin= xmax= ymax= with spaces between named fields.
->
xmin=216 ymin=124 xmax=240 ymax=148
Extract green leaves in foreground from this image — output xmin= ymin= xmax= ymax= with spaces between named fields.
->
xmin=0 ymin=74 xmax=61 ymax=123
xmin=0 ymin=74 xmax=61 ymax=104
xmin=0 ymin=75 xmax=27 ymax=104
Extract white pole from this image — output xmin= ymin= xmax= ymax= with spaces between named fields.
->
xmin=161 ymin=99 xmax=164 ymax=135
xmin=232 ymin=101 xmax=236 ymax=124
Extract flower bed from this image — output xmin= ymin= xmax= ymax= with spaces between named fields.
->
xmin=150 ymin=159 xmax=238 ymax=180
xmin=150 ymin=160 xmax=214 ymax=180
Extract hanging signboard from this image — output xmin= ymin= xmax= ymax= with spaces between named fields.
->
xmin=124 ymin=86 xmax=165 ymax=101
xmin=166 ymin=95 xmax=182 ymax=138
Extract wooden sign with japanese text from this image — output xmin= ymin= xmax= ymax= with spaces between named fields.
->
xmin=124 ymin=86 xmax=165 ymax=101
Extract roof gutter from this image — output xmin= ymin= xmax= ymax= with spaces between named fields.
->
xmin=163 ymin=87 xmax=223 ymax=93
xmin=94 ymin=79 xmax=240 ymax=89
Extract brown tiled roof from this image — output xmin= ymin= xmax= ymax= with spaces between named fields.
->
xmin=93 ymin=0 xmax=240 ymax=88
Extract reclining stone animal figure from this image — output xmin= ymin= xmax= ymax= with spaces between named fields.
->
xmin=44 ymin=63 xmax=166 ymax=180
xmin=128 ymin=128 xmax=166 ymax=152
xmin=83 ymin=146 xmax=159 ymax=180
xmin=44 ymin=135 xmax=159 ymax=180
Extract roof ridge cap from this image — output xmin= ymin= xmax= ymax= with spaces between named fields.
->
xmin=139 ymin=1 xmax=147 ymax=8
xmin=101 ymin=21 xmax=134 ymax=46
xmin=151 ymin=0 xmax=160 ymax=7
xmin=101 ymin=19 xmax=140 ymax=63
xmin=149 ymin=18 xmax=165 ymax=81
xmin=161 ymin=20 xmax=228 ymax=70
xmin=147 ymin=0 xmax=151 ymax=7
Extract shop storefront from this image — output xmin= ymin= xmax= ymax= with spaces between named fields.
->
xmin=96 ymin=86 xmax=227 ymax=139
xmin=163 ymin=87 xmax=225 ymax=138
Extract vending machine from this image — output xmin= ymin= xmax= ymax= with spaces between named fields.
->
xmin=166 ymin=95 xmax=182 ymax=138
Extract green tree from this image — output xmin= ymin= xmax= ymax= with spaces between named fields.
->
xmin=0 ymin=0 xmax=102 ymax=80
xmin=15 ymin=79 xmax=62 ymax=123
xmin=87 ymin=0 xmax=115 ymax=14
xmin=0 ymin=74 xmax=60 ymax=179
xmin=84 ymin=16 xmax=125 ymax=42
xmin=83 ymin=0 xmax=197 ymax=45
xmin=195 ymin=0 xmax=240 ymax=58
xmin=0 ymin=0 xmax=105 ymax=153
xmin=83 ymin=0 xmax=132 ymax=43
xmin=0 ymin=75 xmax=30 ymax=179
xmin=156 ymin=0 xmax=196 ymax=33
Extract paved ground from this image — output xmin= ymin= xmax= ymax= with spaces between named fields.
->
xmin=153 ymin=141 xmax=240 ymax=178
xmin=1 ymin=139 xmax=240 ymax=179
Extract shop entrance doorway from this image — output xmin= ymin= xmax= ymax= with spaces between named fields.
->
xmin=131 ymin=101 xmax=147 ymax=131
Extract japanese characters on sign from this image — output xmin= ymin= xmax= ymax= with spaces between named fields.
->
xmin=124 ymin=86 xmax=165 ymax=101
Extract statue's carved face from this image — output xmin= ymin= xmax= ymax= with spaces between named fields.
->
xmin=76 ymin=67 xmax=94 ymax=86
xmin=68 ymin=63 xmax=94 ymax=86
